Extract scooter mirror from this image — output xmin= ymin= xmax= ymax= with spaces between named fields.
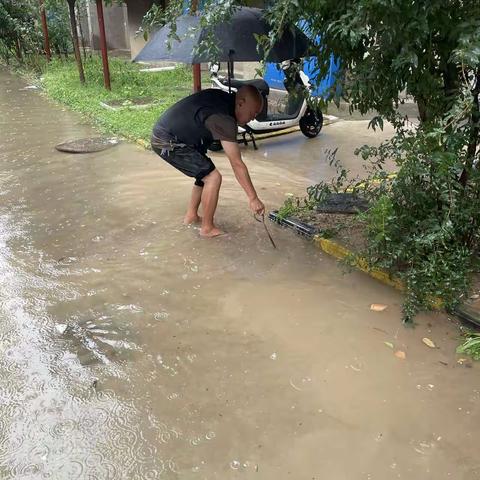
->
xmin=209 ymin=62 xmax=220 ymax=74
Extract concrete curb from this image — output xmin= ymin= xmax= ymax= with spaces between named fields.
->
xmin=268 ymin=211 xmax=446 ymax=311
xmin=313 ymin=235 xmax=406 ymax=292
xmin=270 ymin=211 xmax=480 ymax=326
xmin=317 ymin=231 xmax=478 ymax=325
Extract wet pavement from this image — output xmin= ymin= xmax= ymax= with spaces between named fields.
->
xmin=1 ymin=67 xmax=480 ymax=479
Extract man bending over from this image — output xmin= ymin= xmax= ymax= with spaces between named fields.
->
xmin=151 ymin=85 xmax=265 ymax=238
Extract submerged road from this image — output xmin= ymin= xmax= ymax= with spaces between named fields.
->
xmin=0 ymin=67 xmax=479 ymax=479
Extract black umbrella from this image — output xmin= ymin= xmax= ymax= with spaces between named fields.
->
xmin=133 ymin=7 xmax=311 ymax=64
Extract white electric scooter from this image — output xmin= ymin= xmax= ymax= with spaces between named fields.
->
xmin=209 ymin=59 xmax=323 ymax=150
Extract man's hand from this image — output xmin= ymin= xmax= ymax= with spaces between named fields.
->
xmin=221 ymin=141 xmax=264 ymax=215
xmin=249 ymin=196 xmax=265 ymax=215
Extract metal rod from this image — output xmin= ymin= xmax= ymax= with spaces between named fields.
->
xmin=39 ymin=0 xmax=51 ymax=62
xmin=96 ymin=0 xmax=111 ymax=90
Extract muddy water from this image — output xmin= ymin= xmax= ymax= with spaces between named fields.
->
xmin=1 ymin=67 xmax=479 ymax=479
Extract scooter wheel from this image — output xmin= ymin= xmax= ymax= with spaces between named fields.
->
xmin=208 ymin=140 xmax=223 ymax=152
xmin=300 ymin=109 xmax=323 ymax=138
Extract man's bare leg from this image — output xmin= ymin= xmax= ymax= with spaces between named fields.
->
xmin=184 ymin=184 xmax=203 ymax=224
xmin=199 ymin=170 xmax=224 ymax=237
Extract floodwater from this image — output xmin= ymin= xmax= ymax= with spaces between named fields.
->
xmin=1 ymin=67 xmax=479 ymax=480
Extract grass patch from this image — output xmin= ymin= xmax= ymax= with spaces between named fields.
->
xmin=457 ymin=333 xmax=480 ymax=360
xmin=37 ymin=56 xmax=202 ymax=144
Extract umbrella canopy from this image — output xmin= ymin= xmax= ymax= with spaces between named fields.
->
xmin=134 ymin=7 xmax=311 ymax=64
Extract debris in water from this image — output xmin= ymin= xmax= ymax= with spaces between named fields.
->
xmin=289 ymin=379 xmax=302 ymax=391
xmin=370 ymin=303 xmax=388 ymax=312
xmin=422 ymin=337 xmax=436 ymax=348
xmin=92 ymin=379 xmax=98 ymax=390
xmin=55 ymin=323 xmax=68 ymax=335
xmin=384 ymin=341 xmax=394 ymax=349
xmin=394 ymin=350 xmax=406 ymax=360
xmin=154 ymin=311 xmax=169 ymax=321
xmin=270 ymin=353 xmax=277 ymax=360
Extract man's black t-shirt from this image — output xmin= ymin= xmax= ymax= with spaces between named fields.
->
xmin=153 ymin=89 xmax=237 ymax=153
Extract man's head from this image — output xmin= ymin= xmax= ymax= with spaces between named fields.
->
xmin=235 ymin=85 xmax=264 ymax=125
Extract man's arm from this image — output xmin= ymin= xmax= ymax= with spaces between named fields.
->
xmin=221 ymin=140 xmax=265 ymax=215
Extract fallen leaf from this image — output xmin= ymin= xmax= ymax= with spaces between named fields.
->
xmin=370 ymin=303 xmax=388 ymax=312
xmin=395 ymin=350 xmax=406 ymax=360
xmin=422 ymin=337 xmax=436 ymax=348
xmin=384 ymin=341 xmax=394 ymax=349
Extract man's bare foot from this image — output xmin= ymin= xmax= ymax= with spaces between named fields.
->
xmin=200 ymin=226 xmax=225 ymax=238
xmin=184 ymin=214 xmax=202 ymax=225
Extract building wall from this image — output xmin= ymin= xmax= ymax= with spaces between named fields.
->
xmin=87 ymin=3 xmax=130 ymax=52
xmin=125 ymin=0 xmax=156 ymax=59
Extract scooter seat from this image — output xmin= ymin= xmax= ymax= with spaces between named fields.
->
xmin=220 ymin=78 xmax=270 ymax=96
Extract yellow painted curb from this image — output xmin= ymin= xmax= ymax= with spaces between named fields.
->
xmin=313 ymin=235 xmax=443 ymax=309
xmin=346 ymin=172 xmax=397 ymax=192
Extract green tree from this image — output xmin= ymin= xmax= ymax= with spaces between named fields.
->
xmin=0 ymin=0 xmax=42 ymax=62
xmin=0 ymin=0 xmax=72 ymax=66
xmin=45 ymin=0 xmax=71 ymax=58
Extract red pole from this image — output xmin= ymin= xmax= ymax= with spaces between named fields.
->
xmin=39 ymin=0 xmax=51 ymax=62
xmin=191 ymin=0 xmax=201 ymax=93
xmin=193 ymin=64 xmax=201 ymax=93
xmin=95 ymin=0 xmax=111 ymax=90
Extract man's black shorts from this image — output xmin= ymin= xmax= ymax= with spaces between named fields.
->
xmin=151 ymin=142 xmax=216 ymax=188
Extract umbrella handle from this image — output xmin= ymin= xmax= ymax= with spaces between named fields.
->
xmin=228 ymin=50 xmax=234 ymax=94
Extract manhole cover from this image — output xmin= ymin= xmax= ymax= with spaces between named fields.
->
xmin=55 ymin=137 xmax=119 ymax=153
xmin=316 ymin=193 xmax=370 ymax=214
